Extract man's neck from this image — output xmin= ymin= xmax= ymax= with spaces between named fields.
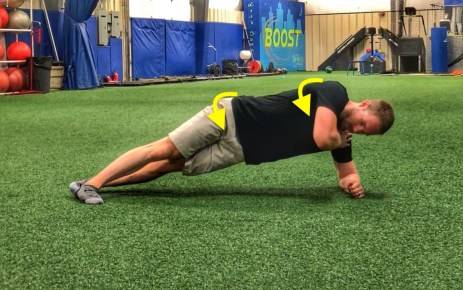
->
xmin=339 ymin=101 xmax=359 ymax=132
xmin=343 ymin=101 xmax=358 ymax=113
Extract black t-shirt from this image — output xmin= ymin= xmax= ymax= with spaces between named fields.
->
xmin=232 ymin=81 xmax=352 ymax=165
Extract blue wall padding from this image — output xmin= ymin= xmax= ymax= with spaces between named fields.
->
xmin=165 ymin=21 xmax=196 ymax=75
xmin=431 ymin=27 xmax=448 ymax=73
xmin=214 ymin=23 xmax=243 ymax=65
xmin=96 ymin=47 xmax=111 ymax=77
xmin=194 ymin=22 xmax=243 ymax=75
xmin=85 ymin=16 xmax=123 ymax=80
xmin=131 ymin=18 xmax=166 ymax=78
xmin=195 ymin=22 xmax=216 ymax=74
xmin=109 ymin=37 xmax=123 ymax=78
xmin=131 ymin=19 xmax=243 ymax=77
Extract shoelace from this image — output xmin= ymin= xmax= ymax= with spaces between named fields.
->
xmin=84 ymin=188 xmax=98 ymax=196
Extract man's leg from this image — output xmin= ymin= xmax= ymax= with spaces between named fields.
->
xmin=73 ymin=100 xmax=230 ymax=204
xmin=74 ymin=137 xmax=183 ymax=204
xmin=86 ymin=137 xmax=182 ymax=189
xmin=104 ymin=158 xmax=185 ymax=187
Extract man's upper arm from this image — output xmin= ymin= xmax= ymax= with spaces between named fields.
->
xmin=313 ymin=106 xmax=340 ymax=150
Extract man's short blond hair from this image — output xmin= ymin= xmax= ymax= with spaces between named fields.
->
xmin=368 ymin=100 xmax=395 ymax=134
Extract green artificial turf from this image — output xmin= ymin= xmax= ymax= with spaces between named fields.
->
xmin=0 ymin=72 xmax=462 ymax=289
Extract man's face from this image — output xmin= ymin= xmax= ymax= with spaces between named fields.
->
xmin=341 ymin=102 xmax=382 ymax=135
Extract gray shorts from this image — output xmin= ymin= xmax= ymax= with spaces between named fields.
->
xmin=168 ymin=98 xmax=244 ymax=176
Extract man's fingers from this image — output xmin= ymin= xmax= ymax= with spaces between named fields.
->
xmin=350 ymin=189 xmax=364 ymax=198
xmin=348 ymin=184 xmax=365 ymax=198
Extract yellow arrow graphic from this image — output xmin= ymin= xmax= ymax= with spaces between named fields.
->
xmin=292 ymin=77 xmax=324 ymax=117
xmin=208 ymin=91 xmax=238 ymax=130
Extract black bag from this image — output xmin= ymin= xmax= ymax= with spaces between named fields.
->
xmin=207 ymin=64 xmax=221 ymax=76
xmin=222 ymin=59 xmax=239 ymax=75
xmin=32 ymin=56 xmax=53 ymax=92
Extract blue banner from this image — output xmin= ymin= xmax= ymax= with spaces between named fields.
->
xmin=445 ymin=0 xmax=463 ymax=6
xmin=244 ymin=0 xmax=305 ymax=71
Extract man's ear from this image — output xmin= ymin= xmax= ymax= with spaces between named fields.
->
xmin=360 ymin=100 xmax=371 ymax=109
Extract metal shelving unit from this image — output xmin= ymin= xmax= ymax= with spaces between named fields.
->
xmin=0 ymin=0 xmax=34 ymax=93
xmin=0 ymin=28 xmax=32 ymax=32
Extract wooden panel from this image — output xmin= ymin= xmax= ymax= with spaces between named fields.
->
xmin=371 ymin=12 xmax=381 ymax=28
xmin=326 ymin=14 xmax=335 ymax=57
xmin=349 ymin=14 xmax=357 ymax=35
xmin=334 ymin=15 xmax=342 ymax=50
xmin=377 ymin=11 xmax=392 ymax=70
xmin=312 ymin=15 xmax=320 ymax=71
xmin=306 ymin=15 xmax=316 ymax=70
xmin=319 ymin=15 xmax=328 ymax=67
xmin=304 ymin=9 xmax=445 ymax=71
xmin=207 ymin=8 xmax=241 ymax=24
xmin=341 ymin=14 xmax=350 ymax=41
xmin=357 ymin=13 xmax=365 ymax=28
xmin=354 ymin=14 xmax=364 ymax=60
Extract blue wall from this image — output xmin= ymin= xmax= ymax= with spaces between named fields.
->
xmin=166 ymin=21 xmax=196 ymax=75
xmin=131 ymin=18 xmax=243 ymax=79
xmin=131 ymin=18 xmax=166 ymax=78
xmin=195 ymin=22 xmax=244 ymax=75
xmin=87 ymin=17 xmax=123 ymax=80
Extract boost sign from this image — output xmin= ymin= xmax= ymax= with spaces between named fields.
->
xmin=244 ymin=0 xmax=305 ymax=71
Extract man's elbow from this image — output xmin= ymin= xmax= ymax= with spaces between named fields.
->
xmin=315 ymin=134 xmax=341 ymax=151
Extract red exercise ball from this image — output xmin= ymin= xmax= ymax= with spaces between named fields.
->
xmin=7 ymin=67 xmax=25 ymax=91
xmin=0 ymin=7 xmax=8 ymax=28
xmin=247 ymin=60 xmax=262 ymax=73
xmin=5 ymin=67 xmax=16 ymax=74
xmin=0 ymin=70 xmax=10 ymax=92
xmin=0 ymin=44 xmax=4 ymax=59
xmin=7 ymin=41 xmax=31 ymax=60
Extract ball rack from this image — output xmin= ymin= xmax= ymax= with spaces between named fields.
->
xmin=0 ymin=0 xmax=34 ymax=94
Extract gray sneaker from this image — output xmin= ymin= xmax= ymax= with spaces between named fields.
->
xmin=74 ymin=184 xmax=104 ymax=205
xmin=69 ymin=179 xmax=87 ymax=196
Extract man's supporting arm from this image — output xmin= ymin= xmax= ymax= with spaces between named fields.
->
xmin=334 ymin=160 xmax=365 ymax=199
xmin=313 ymin=107 xmax=342 ymax=150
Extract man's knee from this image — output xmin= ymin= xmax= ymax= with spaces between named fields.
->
xmin=147 ymin=137 xmax=183 ymax=161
